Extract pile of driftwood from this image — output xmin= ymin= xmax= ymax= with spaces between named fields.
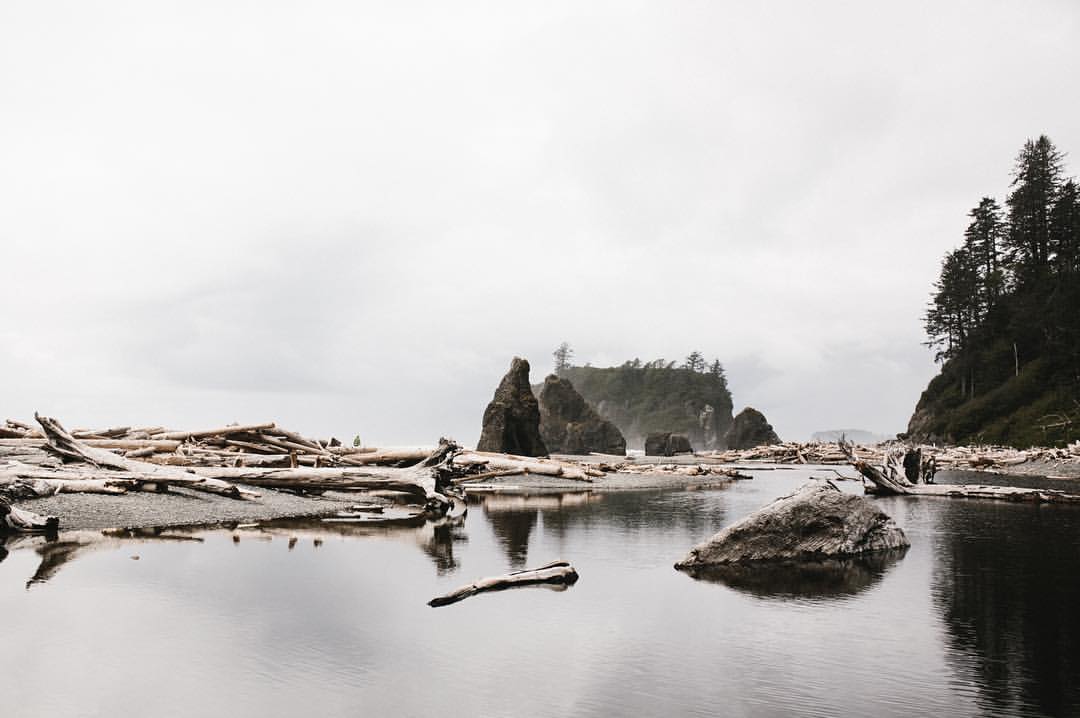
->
xmin=704 ymin=440 xmax=1080 ymax=473
xmin=842 ymin=442 xmax=1080 ymax=504
xmin=0 ymin=414 xmax=618 ymax=533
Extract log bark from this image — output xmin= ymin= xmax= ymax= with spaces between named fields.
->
xmin=428 ymin=560 xmax=579 ymax=607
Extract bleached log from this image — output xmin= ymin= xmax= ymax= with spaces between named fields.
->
xmin=453 ymin=452 xmax=595 ymax=482
xmin=35 ymin=414 xmax=257 ymax=499
xmin=0 ymin=497 xmax=59 ymax=534
xmin=1 ymin=473 xmax=134 ymax=495
xmin=428 ymin=560 xmax=579 ymax=607
xmin=0 ymin=438 xmax=182 ymax=451
xmin=337 ymin=448 xmax=431 ymax=465
xmin=263 ymin=427 xmax=324 ymax=452
xmin=151 ymin=423 xmax=277 ymax=441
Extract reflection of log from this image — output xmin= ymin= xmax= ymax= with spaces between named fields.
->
xmin=0 ymin=497 xmax=59 ymax=534
xmin=35 ymin=414 xmax=257 ymax=500
xmin=428 ymin=560 xmax=579 ymax=607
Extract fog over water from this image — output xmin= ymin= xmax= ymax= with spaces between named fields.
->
xmin=2 ymin=1 xmax=1078 ymax=444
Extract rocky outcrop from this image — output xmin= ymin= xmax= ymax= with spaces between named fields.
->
xmin=538 ymin=375 xmax=626 ymax=456
xmin=644 ymin=432 xmax=693 ymax=456
xmin=724 ymin=407 xmax=780 ymax=449
xmin=674 ymin=481 xmax=909 ymax=569
xmin=560 ymin=365 xmax=733 ymax=450
xmin=477 ymin=357 xmax=548 ymax=457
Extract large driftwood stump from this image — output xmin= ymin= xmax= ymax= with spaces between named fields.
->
xmin=842 ymin=440 xmax=1080 ymax=504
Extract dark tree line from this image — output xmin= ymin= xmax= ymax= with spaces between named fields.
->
xmin=554 ymin=343 xmax=727 ymax=388
xmin=924 ymin=136 xmax=1080 ymax=401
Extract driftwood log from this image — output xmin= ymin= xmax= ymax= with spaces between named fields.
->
xmin=0 ymin=496 xmax=59 ymax=534
xmin=35 ymin=414 xmax=258 ymax=500
xmin=428 ymin=560 xmax=579 ymax=607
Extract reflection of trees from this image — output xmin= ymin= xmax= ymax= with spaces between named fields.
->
xmin=471 ymin=488 xmax=731 ymax=567
xmin=679 ymin=549 xmax=906 ymax=601
xmin=524 ymin=489 xmax=725 ymax=543
xmin=933 ymin=502 xmax=1080 ymax=716
xmin=484 ymin=509 xmax=537 ymax=569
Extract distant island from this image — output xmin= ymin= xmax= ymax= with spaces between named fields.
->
xmin=908 ymin=136 xmax=1080 ymax=447
xmin=811 ymin=430 xmax=890 ymax=446
xmin=550 ymin=347 xmax=736 ymax=450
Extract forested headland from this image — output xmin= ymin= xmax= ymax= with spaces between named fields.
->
xmin=551 ymin=345 xmax=735 ymax=450
xmin=908 ymin=136 xmax=1080 ymax=447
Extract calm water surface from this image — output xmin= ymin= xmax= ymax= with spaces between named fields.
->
xmin=2 ymin=470 xmax=1078 ymax=717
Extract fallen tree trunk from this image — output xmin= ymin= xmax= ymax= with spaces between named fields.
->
xmin=0 ymin=497 xmax=59 ymax=534
xmin=428 ymin=560 xmax=579 ymax=607
xmin=35 ymin=414 xmax=257 ymax=500
xmin=151 ymin=422 xmax=277 ymax=441
xmin=843 ymin=440 xmax=1080 ymax=504
xmin=0 ymin=438 xmax=183 ymax=451
xmin=453 ymin=452 xmax=597 ymax=482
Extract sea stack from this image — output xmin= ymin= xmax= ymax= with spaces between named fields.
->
xmin=724 ymin=407 xmax=780 ymax=449
xmin=538 ymin=374 xmax=626 ymax=456
xmin=644 ymin=432 xmax=693 ymax=456
xmin=477 ymin=357 xmax=548 ymax=457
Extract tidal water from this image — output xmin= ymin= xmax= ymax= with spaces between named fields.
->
xmin=2 ymin=470 xmax=1079 ymax=717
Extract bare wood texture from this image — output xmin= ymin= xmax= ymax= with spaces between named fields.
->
xmin=428 ymin=560 xmax=579 ymax=607
xmin=35 ymin=414 xmax=257 ymax=500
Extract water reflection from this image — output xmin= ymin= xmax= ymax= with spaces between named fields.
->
xmin=679 ymin=548 xmax=908 ymax=601
xmin=246 ymin=508 xmax=470 ymax=575
xmin=933 ymin=501 xmax=1080 ymax=716
xmin=477 ymin=492 xmax=602 ymax=567
xmin=485 ymin=507 xmax=537 ymax=568
xmin=1 ymin=528 xmax=205 ymax=589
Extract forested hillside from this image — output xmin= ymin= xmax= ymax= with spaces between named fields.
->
xmin=908 ymin=136 xmax=1080 ymax=446
xmin=556 ymin=351 xmax=734 ymax=450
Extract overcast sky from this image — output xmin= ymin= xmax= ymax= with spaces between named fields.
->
xmin=2 ymin=1 xmax=1079 ymax=446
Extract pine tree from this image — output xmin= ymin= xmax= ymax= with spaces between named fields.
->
xmin=1004 ymin=135 xmax=1064 ymax=283
xmin=552 ymin=342 xmax=574 ymax=375
xmin=964 ymin=197 xmax=1005 ymax=309
xmin=1050 ymin=179 xmax=1080 ymax=276
xmin=683 ymin=351 xmax=705 ymax=373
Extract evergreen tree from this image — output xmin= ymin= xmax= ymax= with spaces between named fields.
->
xmin=964 ymin=197 xmax=1005 ymax=309
xmin=1004 ymin=135 xmax=1064 ymax=283
xmin=683 ymin=351 xmax=705 ymax=373
xmin=552 ymin=342 xmax=574 ymax=375
xmin=1050 ymin=179 xmax=1080 ymax=276
xmin=925 ymin=246 xmax=981 ymax=362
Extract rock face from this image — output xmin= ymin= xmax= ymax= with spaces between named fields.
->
xmin=724 ymin=407 xmax=780 ymax=449
xmin=644 ymin=432 xmax=693 ymax=456
xmin=674 ymin=481 xmax=909 ymax=569
xmin=538 ymin=375 xmax=626 ymax=456
xmin=559 ymin=365 xmax=734 ymax=450
xmin=477 ymin=357 xmax=548 ymax=457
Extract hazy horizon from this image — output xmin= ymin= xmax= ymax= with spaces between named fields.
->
xmin=3 ymin=1 xmax=1079 ymax=446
